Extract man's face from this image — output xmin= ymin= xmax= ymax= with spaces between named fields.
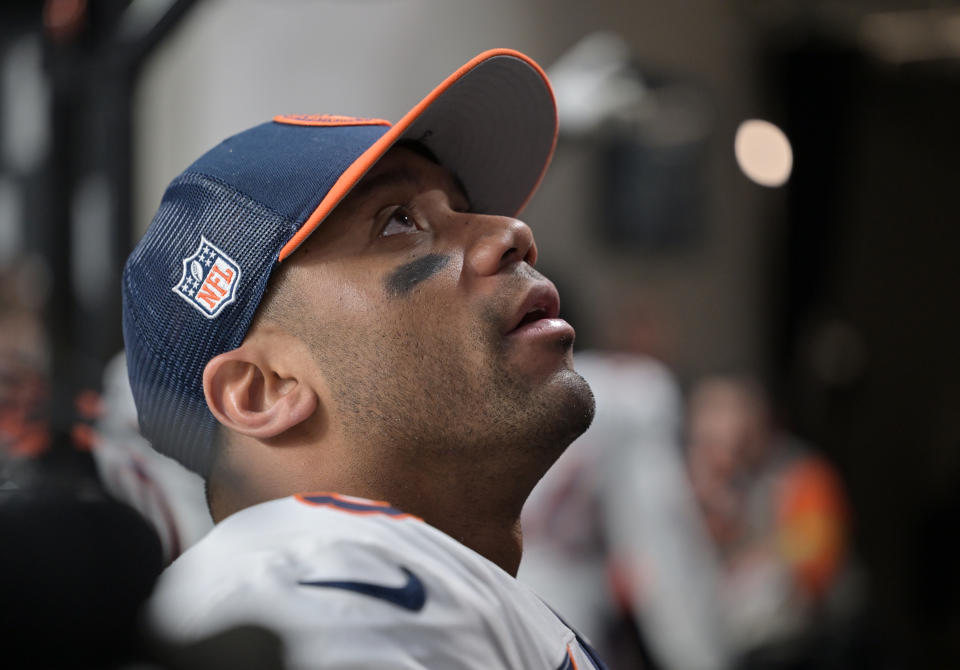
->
xmin=265 ymin=146 xmax=594 ymax=473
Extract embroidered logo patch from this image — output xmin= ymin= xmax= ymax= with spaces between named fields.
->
xmin=172 ymin=236 xmax=241 ymax=319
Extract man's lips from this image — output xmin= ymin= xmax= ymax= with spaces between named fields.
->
xmin=504 ymin=283 xmax=574 ymax=342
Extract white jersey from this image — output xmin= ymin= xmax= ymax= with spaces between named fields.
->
xmin=149 ymin=493 xmax=606 ymax=670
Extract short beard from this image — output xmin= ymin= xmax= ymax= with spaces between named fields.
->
xmin=268 ymin=259 xmax=597 ymax=500
xmin=314 ymin=311 xmax=595 ymax=486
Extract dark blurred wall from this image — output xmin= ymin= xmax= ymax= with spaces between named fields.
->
xmin=766 ymin=29 xmax=960 ymax=668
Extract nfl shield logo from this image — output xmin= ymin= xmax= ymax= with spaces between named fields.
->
xmin=172 ymin=236 xmax=242 ymax=318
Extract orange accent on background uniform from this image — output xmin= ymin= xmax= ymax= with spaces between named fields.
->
xmin=775 ymin=457 xmax=848 ymax=597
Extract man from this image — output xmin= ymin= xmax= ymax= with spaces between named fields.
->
xmin=685 ymin=376 xmax=851 ymax=664
xmin=123 ymin=49 xmax=600 ymax=668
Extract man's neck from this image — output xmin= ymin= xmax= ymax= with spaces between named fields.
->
xmin=400 ymin=492 xmax=525 ymax=576
xmin=225 ymin=437 xmax=543 ymax=575
xmin=332 ymin=457 xmax=535 ymax=575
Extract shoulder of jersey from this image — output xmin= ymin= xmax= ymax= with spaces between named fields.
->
xmin=151 ymin=494 xmax=432 ymax=635
xmin=151 ymin=493 xmax=602 ymax=669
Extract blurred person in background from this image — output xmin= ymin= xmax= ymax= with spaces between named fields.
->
xmin=519 ymin=301 xmax=733 ymax=670
xmin=686 ymin=375 xmax=854 ymax=670
xmin=520 ymin=314 xmax=858 ymax=670
xmin=0 ymin=264 xmax=169 ymax=668
xmin=0 ymin=262 xmax=49 ymax=466
xmin=92 ymin=351 xmax=213 ymax=563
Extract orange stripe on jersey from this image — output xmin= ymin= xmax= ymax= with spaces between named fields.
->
xmin=327 ymin=491 xmax=393 ymax=507
xmin=567 ymin=645 xmax=580 ymax=670
xmin=294 ymin=492 xmax=423 ymax=521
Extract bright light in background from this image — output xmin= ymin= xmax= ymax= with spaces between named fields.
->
xmin=734 ymin=119 xmax=793 ymax=187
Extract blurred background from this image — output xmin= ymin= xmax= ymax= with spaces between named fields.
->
xmin=1 ymin=0 xmax=958 ymax=668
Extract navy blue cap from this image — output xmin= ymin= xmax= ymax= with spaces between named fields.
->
xmin=122 ymin=49 xmax=558 ymax=475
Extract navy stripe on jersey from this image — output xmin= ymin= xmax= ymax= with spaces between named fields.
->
xmin=573 ymin=634 xmax=608 ymax=670
xmin=298 ymin=494 xmax=407 ymax=516
xmin=554 ymin=649 xmax=574 ymax=670
xmin=544 ymin=604 xmax=609 ymax=670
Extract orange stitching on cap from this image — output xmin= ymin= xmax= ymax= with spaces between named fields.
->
xmin=274 ymin=114 xmax=392 ymax=127
xmin=277 ymin=48 xmax=558 ymax=262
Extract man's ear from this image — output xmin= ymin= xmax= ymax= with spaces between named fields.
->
xmin=202 ymin=340 xmax=318 ymax=440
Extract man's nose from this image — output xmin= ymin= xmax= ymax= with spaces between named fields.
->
xmin=462 ymin=214 xmax=538 ymax=277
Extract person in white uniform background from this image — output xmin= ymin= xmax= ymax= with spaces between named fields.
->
xmin=122 ymin=49 xmax=604 ymax=669
xmin=519 ymin=304 xmax=731 ymax=670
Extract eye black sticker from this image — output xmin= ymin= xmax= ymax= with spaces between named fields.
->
xmin=384 ymin=254 xmax=450 ymax=297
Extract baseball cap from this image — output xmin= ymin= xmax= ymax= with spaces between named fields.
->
xmin=122 ymin=48 xmax=558 ymax=475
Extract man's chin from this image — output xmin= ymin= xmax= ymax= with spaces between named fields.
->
xmin=526 ymin=367 xmax=595 ymax=453
xmin=555 ymin=367 xmax=596 ymax=441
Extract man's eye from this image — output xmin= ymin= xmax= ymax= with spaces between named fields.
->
xmin=380 ymin=208 xmax=419 ymax=237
